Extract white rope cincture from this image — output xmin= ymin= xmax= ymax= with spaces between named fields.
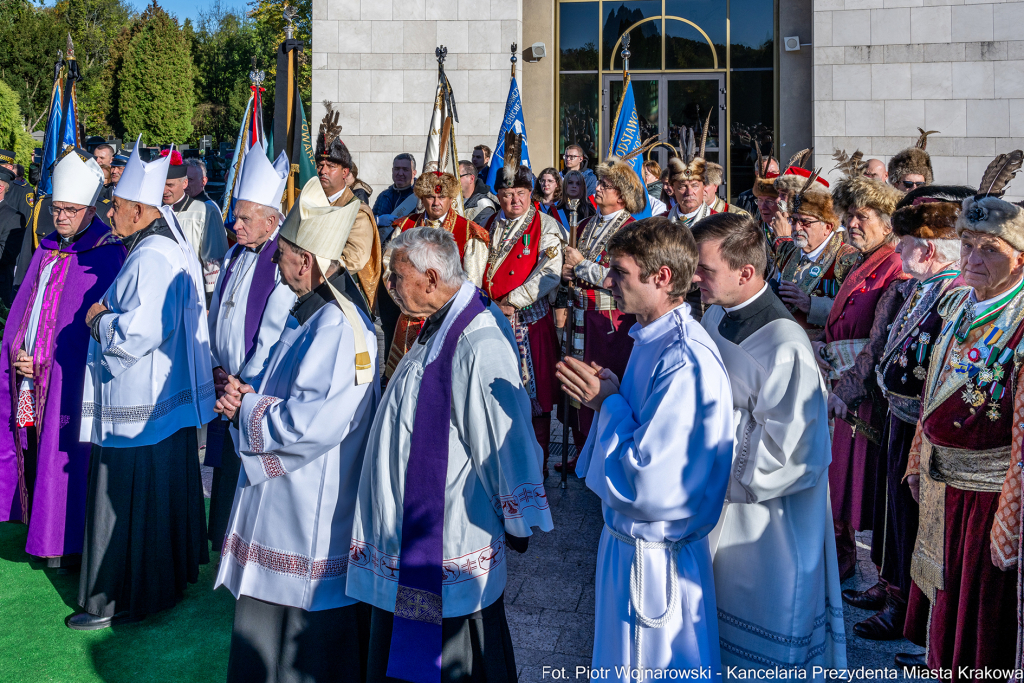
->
xmin=607 ymin=526 xmax=687 ymax=671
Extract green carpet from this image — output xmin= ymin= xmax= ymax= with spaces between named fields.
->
xmin=0 ymin=510 xmax=235 ymax=682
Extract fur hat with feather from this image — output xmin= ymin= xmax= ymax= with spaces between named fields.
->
xmin=751 ymin=141 xmax=780 ymax=199
xmin=413 ymin=171 xmax=461 ymax=200
xmin=887 ymin=128 xmax=938 ymax=185
xmin=494 ymin=131 xmax=534 ymax=191
xmin=956 ymin=151 xmax=1024 ymax=251
xmin=774 ymin=147 xmax=830 ymax=197
xmin=316 ymin=101 xmax=352 ymax=167
xmin=789 ymin=170 xmax=840 ymax=226
xmin=830 ymin=146 xmax=904 ymax=218
xmin=596 ymin=157 xmax=646 ymax=215
xmin=667 ymin=111 xmax=712 ymax=185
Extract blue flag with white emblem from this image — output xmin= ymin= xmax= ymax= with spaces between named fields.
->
xmin=609 ymin=74 xmax=652 ymax=219
xmin=36 ymin=81 xmax=63 ymax=197
xmin=486 ymin=76 xmax=531 ymax=193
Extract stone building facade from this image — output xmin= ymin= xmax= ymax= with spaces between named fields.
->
xmin=312 ymin=0 xmax=1024 ymax=200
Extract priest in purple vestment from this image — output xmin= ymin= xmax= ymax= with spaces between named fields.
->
xmin=0 ymin=148 xmax=125 ymax=567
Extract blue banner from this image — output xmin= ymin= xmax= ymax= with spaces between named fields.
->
xmin=486 ymin=76 xmax=531 ymax=193
xmin=36 ymin=82 xmax=63 ymax=197
xmin=609 ymin=76 xmax=652 ymax=219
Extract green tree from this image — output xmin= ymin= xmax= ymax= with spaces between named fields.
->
xmin=0 ymin=79 xmax=39 ymax=167
xmin=248 ymin=0 xmax=312 ymax=111
xmin=0 ymin=0 xmax=65 ymax=132
xmin=117 ymin=2 xmax=197 ymax=143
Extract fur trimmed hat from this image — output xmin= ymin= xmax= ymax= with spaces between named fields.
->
xmin=751 ymin=142 xmax=778 ymax=199
xmin=895 ymin=184 xmax=975 ymax=211
xmin=316 ymin=101 xmax=353 ymax=167
xmin=955 ymin=151 xmax=1024 ymax=251
xmin=667 ymin=111 xmax=712 ymax=185
xmin=831 ymin=176 xmax=905 ymax=218
xmin=774 ymin=149 xmax=829 ymax=197
xmin=596 ymin=157 xmax=646 ymax=215
xmin=789 ymin=171 xmax=839 ymax=226
xmin=888 ymin=128 xmax=938 ymax=185
xmin=704 ymin=162 xmax=723 ymax=187
xmin=892 ymin=202 xmax=961 ymax=240
xmin=413 ymin=171 xmax=460 ymax=200
xmin=495 ymin=164 xmax=534 ymax=192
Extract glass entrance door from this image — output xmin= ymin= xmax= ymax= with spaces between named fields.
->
xmin=602 ymin=73 xmax=725 ymax=188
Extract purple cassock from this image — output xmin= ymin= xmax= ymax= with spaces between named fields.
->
xmin=0 ymin=216 xmax=125 ymax=558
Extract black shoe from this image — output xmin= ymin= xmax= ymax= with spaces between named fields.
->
xmin=842 ymin=580 xmax=887 ymax=610
xmin=852 ymin=594 xmax=906 ymax=640
xmin=65 ymin=611 xmax=142 ymax=631
xmin=553 ymin=458 xmax=577 ymax=473
xmin=894 ymin=652 xmax=927 ymax=669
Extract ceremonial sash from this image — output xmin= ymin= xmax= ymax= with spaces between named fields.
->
xmin=387 ymin=289 xmax=489 ymax=683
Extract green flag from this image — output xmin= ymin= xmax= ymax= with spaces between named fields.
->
xmin=294 ymin=97 xmax=316 ymax=186
xmin=266 ymin=124 xmax=275 ymax=161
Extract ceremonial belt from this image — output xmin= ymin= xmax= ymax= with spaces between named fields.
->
xmin=825 ymin=338 xmax=869 ymax=380
xmin=911 ymin=436 xmax=1011 ymax=601
xmin=606 ymin=525 xmax=689 ymax=670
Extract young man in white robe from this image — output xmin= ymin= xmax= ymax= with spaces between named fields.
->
xmin=558 ymin=216 xmax=734 ymax=679
xmin=205 ymin=145 xmax=297 ymax=552
xmin=71 ymin=141 xmax=216 ymax=630
xmin=212 ymin=184 xmax=379 ymax=682
xmin=690 ymin=213 xmax=847 ymax=672
xmin=347 ymin=227 xmax=553 ymax=683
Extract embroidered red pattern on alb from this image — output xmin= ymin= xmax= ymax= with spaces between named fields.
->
xmin=224 ymin=533 xmax=349 ymax=580
xmin=348 ymin=536 xmax=506 ymax=585
xmin=491 ymin=482 xmax=548 ymax=520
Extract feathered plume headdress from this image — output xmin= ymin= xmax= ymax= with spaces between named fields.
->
xmin=667 ymin=111 xmax=712 ymax=184
xmin=957 ymin=150 xmax=1024 ymax=251
xmin=752 ymin=140 xmax=780 ymax=199
xmin=315 ymin=101 xmax=350 ymax=165
xmin=774 ymin=146 xmax=830 ymax=197
xmin=888 ymin=127 xmax=939 ymax=185
xmin=831 ymin=148 xmax=866 ymax=180
xmin=494 ymin=130 xmax=533 ymax=191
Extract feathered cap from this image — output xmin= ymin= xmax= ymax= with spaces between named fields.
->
xmin=956 ymin=151 xmax=1024 ymax=251
xmin=413 ymin=171 xmax=460 ymax=200
xmin=888 ymin=128 xmax=938 ymax=185
xmin=159 ymin=149 xmax=187 ymax=179
xmin=667 ymin=111 xmax=712 ymax=184
xmin=832 ymin=176 xmax=905 ymax=219
xmin=494 ymin=131 xmax=533 ymax=191
xmin=789 ymin=170 xmax=840 ymax=226
xmin=316 ymin=101 xmax=352 ymax=166
xmin=596 ymin=157 xmax=646 ymax=215
xmin=751 ymin=141 xmax=779 ymax=199
xmin=774 ymin=148 xmax=829 ymax=196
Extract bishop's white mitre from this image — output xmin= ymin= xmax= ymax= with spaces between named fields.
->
xmin=235 ymin=142 xmax=290 ymax=213
xmin=52 ymin=150 xmax=105 ymax=206
xmin=113 ymin=135 xmax=171 ymax=208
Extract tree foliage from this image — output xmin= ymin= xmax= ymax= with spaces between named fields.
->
xmin=117 ymin=2 xmax=198 ymax=143
xmin=0 ymin=78 xmax=37 ymax=166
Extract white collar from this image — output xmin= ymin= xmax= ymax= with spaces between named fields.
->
xmin=803 ymin=235 xmax=832 ymax=262
xmin=724 ymin=282 xmax=769 ymax=313
xmin=599 ymin=209 xmax=624 ymax=223
xmin=972 ymin=275 xmax=1024 ymax=314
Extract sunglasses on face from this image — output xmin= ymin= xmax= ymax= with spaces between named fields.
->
xmin=901 ymin=180 xmax=926 ymax=189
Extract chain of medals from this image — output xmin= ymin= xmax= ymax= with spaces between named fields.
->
xmin=944 ymin=278 xmax=1024 ymax=422
xmin=891 ymin=270 xmax=959 ymax=384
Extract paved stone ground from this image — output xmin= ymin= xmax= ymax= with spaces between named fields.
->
xmin=504 ymin=421 xmax=926 ymax=681
xmin=199 ymin=422 xmax=927 ymax=680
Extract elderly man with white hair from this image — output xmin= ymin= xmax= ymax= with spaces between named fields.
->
xmin=347 ymin=227 xmax=552 ymax=683
xmin=204 ymin=145 xmax=298 ymax=553
xmin=71 ymin=138 xmax=216 ymax=630
xmin=0 ymin=148 xmax=125 ymax=570
xmin=213 ymin=175 xmax=379 ymax=683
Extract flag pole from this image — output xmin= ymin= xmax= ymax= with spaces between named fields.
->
xmin=36 ymin=48 xmax=64 ymax=205
xmin=276 ymin=6 xmax=303 ymax=214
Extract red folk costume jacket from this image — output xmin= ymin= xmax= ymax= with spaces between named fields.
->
xmin=483 ymin=208 xmax=546 ymax=302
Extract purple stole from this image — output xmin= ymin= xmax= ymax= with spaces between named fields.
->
xmin=10 ymin=249 xmax=73 ymax=437
xmin=387 ymin=289 xmax=489 ymax=683
xmin=207 ymin=236 xmax=280 ymax=468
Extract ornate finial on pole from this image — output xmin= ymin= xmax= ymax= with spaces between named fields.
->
xmin=510 ymin=43 xmax=518 ymax=78
xmin=66 ymin=33 xmax=75 ymax=61
xmin=436 ymin=45 xmax=448 ymax=66
xmin=621 ymin=33 xmax=630 ymax=75
xmin=283 ymin=5 xmax=297 ymax=40
xmin=249 ymin=57 xmax=265 ymax=89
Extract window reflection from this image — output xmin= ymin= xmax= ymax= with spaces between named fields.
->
xmin=560 ymin=2 xmax=599 ymax=71
xmin=560 ymin=74 xmax=600 ymax=170
xmin=665 ymin=20 xmax=716 ymax=70
xmin=604 ymin=1 xmax=662 ymax=71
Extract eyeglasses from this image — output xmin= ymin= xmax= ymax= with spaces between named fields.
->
xmin=789 ymin=216 xmax=822 ymax=229
xmin=459 ymin=173 xmax=474 ymax=178
xmin=50 ymin=205 xmax=84 ymax=218
xmin=901 ymin=180 xmax=926 ymax=189
xmin=596 ymin=180 xmax=613 ymax=190
xmin=563 ymin=153 xmax=581 ymax=160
